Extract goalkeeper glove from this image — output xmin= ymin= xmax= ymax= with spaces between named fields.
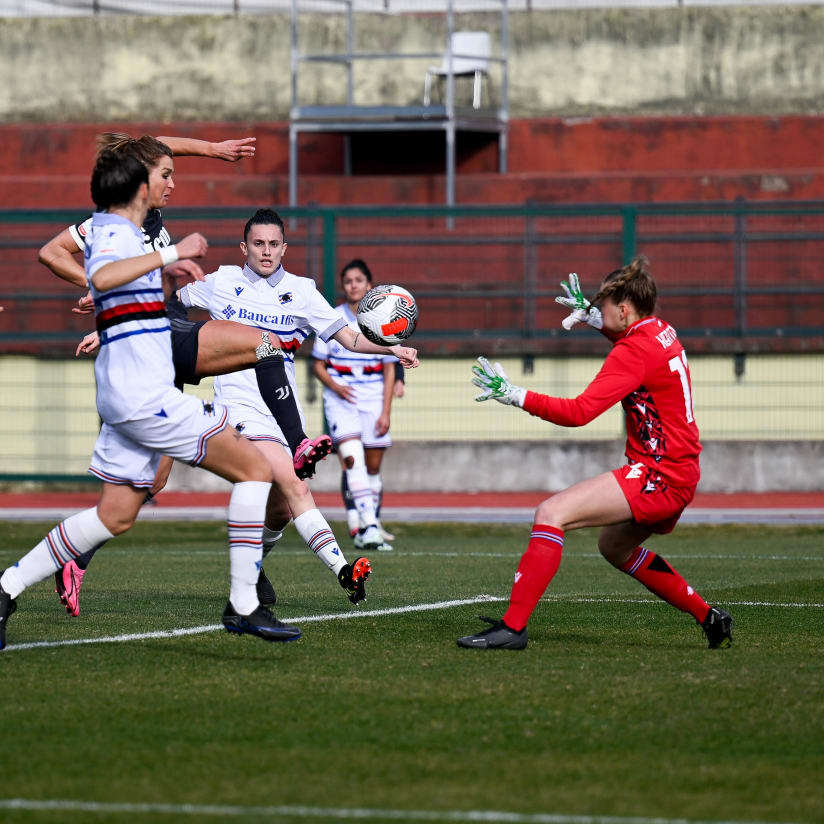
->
xmin=472 ymin=357 xmax=527 ymax=407
xmin=555 ymin=272 xmax=603 ymax=331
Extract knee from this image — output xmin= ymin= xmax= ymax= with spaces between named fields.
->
xmin=342 ymin=455 xmax=354 ymax=469
xmin=100 ymin=512 xmax=136 ymax=536
xmin=535 ymin=499 xmax=562 ymax=529
xmin=597 ymin=537 xmax=631 ymax=568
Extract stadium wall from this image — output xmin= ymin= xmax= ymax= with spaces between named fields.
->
xmin=3 ymin=115 xmax=824 ymax=208
xmin=2 ymin=6 xmax=824 ymax=122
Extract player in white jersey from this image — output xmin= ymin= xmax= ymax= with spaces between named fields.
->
xmin=37 ymin=134 xmax=330 ymax=617
xmin=312 ymin=259 xmax=397 ymax=551
xmin=178 ymin=210 xmax=420 ymax=605
xmin=0 ymin=152 xmax=301 ymax=650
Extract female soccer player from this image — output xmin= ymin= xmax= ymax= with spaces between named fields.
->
xmin=312 ymin=259 xmax=398 ymax=552
xmin=0 ymin=151 xmax=301 ymax=650
xmin=40 ymin=134 xmax=329 ymax=616
xmin=178 ymin=211 xmax=419 ymax=605
xmin=458 ymin=259 xmax=733 ymax=651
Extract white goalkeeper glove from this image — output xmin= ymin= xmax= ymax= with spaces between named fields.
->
xmin=555 ymin=272 xmax=603 ymax=331
xmin=471 ymin=357 xmax=527 ymax=407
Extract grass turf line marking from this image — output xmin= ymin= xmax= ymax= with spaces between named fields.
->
xmin=4 ymin=595 xmax=507 ymax=652
xmin=0 ymin=799 xmax=803 ymax=824
xmin=6 ymin=594 xmax=823 ymax=653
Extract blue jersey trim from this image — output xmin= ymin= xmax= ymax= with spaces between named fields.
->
xmin=100 ymin=324 xmax=171 ymax=345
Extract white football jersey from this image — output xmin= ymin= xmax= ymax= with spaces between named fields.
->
xmin=312 ymin=304 xmax=396 ymax=405
xmin=179 ymin=263 xmax=346 ymax=416
xmin=86 ymin=212 xmax=174 ymax=424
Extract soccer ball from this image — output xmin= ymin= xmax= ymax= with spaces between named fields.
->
xmin=357 ymin=284 xmax=419 ymax=346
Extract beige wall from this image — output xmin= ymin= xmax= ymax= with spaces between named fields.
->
xmin=0 ymin=353 xmax=821 ymax=481
xmin=2 ymin=6 xmax=824 ymax=121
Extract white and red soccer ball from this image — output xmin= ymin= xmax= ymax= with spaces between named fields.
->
xmin=357 ymin=284 xmax=419 ymax=346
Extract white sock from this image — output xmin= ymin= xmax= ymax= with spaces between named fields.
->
xmin=338 ymin=441 xmax=377 ymax=529
xmin=0 ymin=507 xmax=113 ymax=599
xmin=368 ymin=472 xmax=383 ymax=518
xmin=262 ymin=525 xmax=283 ymax=559
xmin=228 ymin=481 xmax=269 ymax=615
xmin=346 ymin=509 xmax=360 ymax=538
xmin=293 ymin=509 xmax=347 ymax=576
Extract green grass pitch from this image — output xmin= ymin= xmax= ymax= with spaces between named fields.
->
xmin=0 ymin=520 xmax=822 ymax=824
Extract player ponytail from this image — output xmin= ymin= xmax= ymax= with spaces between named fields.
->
xmin=96 ymin=133 xmax=173 ymax=170
xmin=592 ymin=255 xmax=657 ymax=317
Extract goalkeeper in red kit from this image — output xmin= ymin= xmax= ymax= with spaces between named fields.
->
xmin=458 ymin=256 xmax=733 ymax=651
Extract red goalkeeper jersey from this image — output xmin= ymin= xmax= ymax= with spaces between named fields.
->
xmin=523 ymin=317 xmax=701 ymax=486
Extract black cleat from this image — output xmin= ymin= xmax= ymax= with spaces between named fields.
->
xmin=256 ymin=567 xmax=277 ymax=606
xmin=222 ymin=601 xmax=301 ymax=643
xmin=457 ymin=615 xmax=528 ymax=650
xmin=338 ymin=556 xmax=372 ymax=605
xmin=0 ymin=578 xmax=18 ymax=651
xmin=701 ymin=606 xmax=733 ymax=649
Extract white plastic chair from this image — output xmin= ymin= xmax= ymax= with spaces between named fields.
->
xmin=424 ymin=31 xmax=491 ymax=110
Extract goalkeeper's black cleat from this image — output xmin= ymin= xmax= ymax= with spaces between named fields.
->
xmin=338 ymin=556 xmax=371 ymax=605
xmin=222 ymin=601 xmax=301 ymax=643
xmin=256 ymin=567 xmax=277 ymax=607
xmin=457 ymin=615 xmax=528 ymax=650
xmin=0 ymin=577 xmax=18 ymax=651
xmin=701 ymin=606 xmax=733 ymax=649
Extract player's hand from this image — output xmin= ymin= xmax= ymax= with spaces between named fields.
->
xmin=72 ymin=292 xmax=95 ymax=315
xmin=76 ymin=331 xmax=100 ymax=356
xmin=555 ymin=273 xmax=603 ymax=331
xmin=336 ymin=382 xmax=357 ymax=404
xmin=211 ymin=137 xmax=256 ymax=162
xmin=375 ymin=412 xmax=390 ymax=437
xmin=391 ymin=345 xmax=418 ymax=369
xmin=163 ymin=258 xmax=206 ymax=282
xmin=393 ymin=381 xmax=405 ymax=399
xmin=176 ymin=233 xmax=208 ymax=260
xmin=472 ymin=356 xmax=526 ymax=407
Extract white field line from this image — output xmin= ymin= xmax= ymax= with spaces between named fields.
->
xmin=3 ymin=595 xmax=506 ymax=652
xmin=0 ymin=798 xmax=803 ymax=824
xmin=5 ymin=594 xmax=823 ymax=654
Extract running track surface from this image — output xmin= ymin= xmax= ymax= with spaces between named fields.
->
xmin=0 ymin=490 xmax=822 ymax=524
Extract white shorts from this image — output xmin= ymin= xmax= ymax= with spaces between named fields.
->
xmin=227 ymin=403 xmax=289 ymax=449
xmin=89 ymin=388 xmax=229 ymax=489
xmin=323 ymin=393 xmax=392 ymax=449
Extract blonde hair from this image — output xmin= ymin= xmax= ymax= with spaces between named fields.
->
xmin=95 ymin=133 xmax=173 ymax=170
xmin=592 ymin=255 xmax=657 ymax=317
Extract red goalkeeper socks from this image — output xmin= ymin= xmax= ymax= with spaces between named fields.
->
xmin=502 ymin=524 xmax=564 ymax=632
xmin=622 ymin=546 xmax=710 ymax=622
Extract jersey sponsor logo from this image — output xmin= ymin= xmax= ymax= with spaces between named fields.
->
xmin=625 ymin=462 xmax=645 ymax=479
xmin=236 ymin=307 xmax=296 ymax=326
xmin=655 ymin=325 xmax=678 ymax=349
xmin=223 ymin=304 xmax=237 ymax=320
xmin=278 ymin=292 xmax=293 ymax=304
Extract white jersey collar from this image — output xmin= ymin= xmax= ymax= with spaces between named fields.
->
xmin=242 ymin=262 xmax=286 ymax=288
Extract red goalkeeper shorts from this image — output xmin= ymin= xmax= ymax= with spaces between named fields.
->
xmin=613 ymin=462 xmax=697 ymax=535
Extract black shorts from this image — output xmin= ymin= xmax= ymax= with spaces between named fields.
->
xmin=171 ymin=318 xmax=207 ymax=388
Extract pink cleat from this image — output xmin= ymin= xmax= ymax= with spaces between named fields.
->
xmin=54 ymin=560 xmax=85 ymax=617
xmin=293 ymin=435 xmax=333 ymax=480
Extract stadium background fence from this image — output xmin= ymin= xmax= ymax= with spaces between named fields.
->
xmin=0 ymin=201 xmax=822 ymax=482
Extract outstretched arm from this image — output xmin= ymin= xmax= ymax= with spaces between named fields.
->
xmin=92 ymin=233 xmax=207 ymax=292
xmin=331 ymin=326 xmax=419 ymax=369
xmin=156 ymin=136 xmax=256 ymax=162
